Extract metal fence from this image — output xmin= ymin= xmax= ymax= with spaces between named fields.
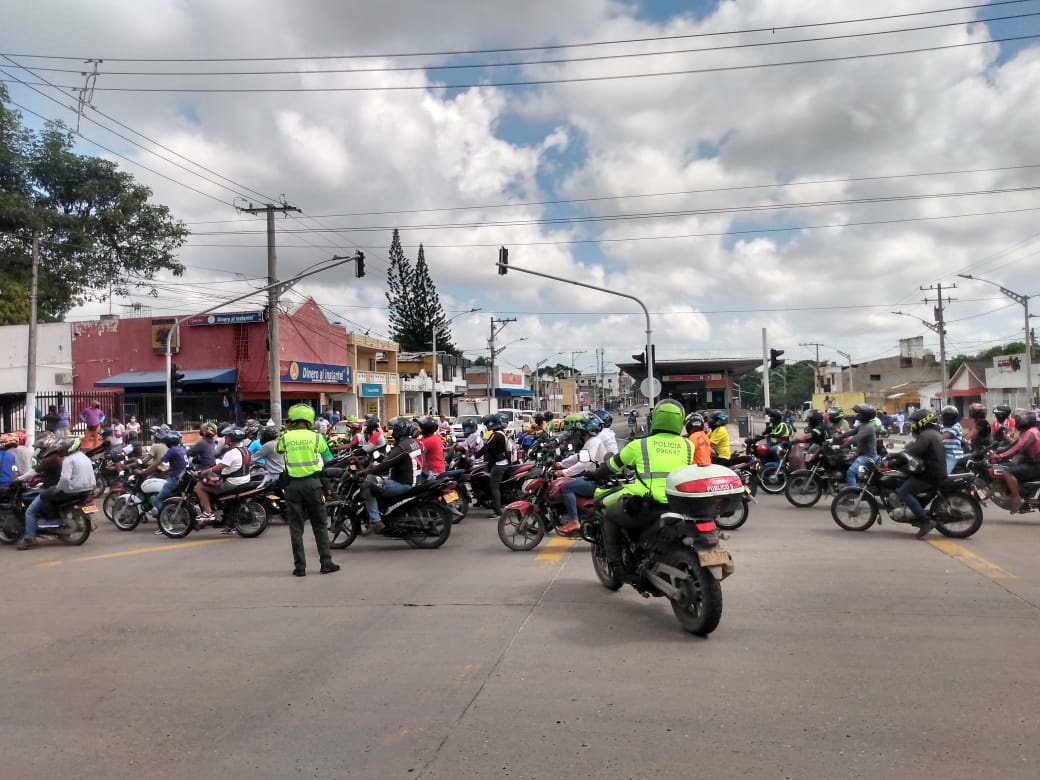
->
xmin=2 ymin=391 xmax=124 ymax=434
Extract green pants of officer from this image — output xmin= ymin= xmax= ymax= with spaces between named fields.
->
xmin=601 ymin=497 xmax=657 ymax=564
xmin=284 ymin=475 xmax=333 ymax=570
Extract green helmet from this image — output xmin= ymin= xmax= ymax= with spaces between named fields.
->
xmin=287 ymin=403 xmax=315 ymax=424
xmin=650 ymin=399 xmax=685 ymax=435
xmin=563 ymin=412 xmax=583 ymax=431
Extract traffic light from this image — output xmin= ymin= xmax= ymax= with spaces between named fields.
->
xmin=498 ymin=246 xmax=509 ymax=275
xmin=355 ymin=251 xmax=365 ymax=278
xmin=769 ymin=348 xmax=785 ymax=370
xmin=170 ymin=362 xmax=186 ymax=392
xmin=632 ymin=351 xmax=646 ymax=368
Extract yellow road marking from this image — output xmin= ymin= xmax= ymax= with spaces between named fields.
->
xmin=35 ymin=537 xmax=235 ymax=568
xmin=928 ymin=538 xmax=1015 ymax=580
xmin=536 ymin=534 xmax=576 ymax=562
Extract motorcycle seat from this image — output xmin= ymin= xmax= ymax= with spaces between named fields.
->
xmin=50 ymin=491 xmax=92 ymax=508
xmin=324 ymin=467 xmax=345 ymax=480
xmin=219 ymin=476 xmax=266 ymax=497
xmin=941 ymin=473 xmax=974 ymax=489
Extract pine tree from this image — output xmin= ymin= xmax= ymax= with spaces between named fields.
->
xmin=384 ymin=232 xmax=456 ymax=352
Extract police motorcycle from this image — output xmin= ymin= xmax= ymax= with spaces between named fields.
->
xmin=585 ymin=464 xmax=740 ymax=637
xmin=0 ymin=475 xmax=95 ymax=546
xmin=830 ymin=453 xmax=983 ymax=538
xmin=324 ymin=445 xmax=462 ymax=549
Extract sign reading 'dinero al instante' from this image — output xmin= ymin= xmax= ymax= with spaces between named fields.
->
xmin=280 ymin=361 xmax=352 ymax=384
xmin=186 ymin=310 xmax=267 ymax=326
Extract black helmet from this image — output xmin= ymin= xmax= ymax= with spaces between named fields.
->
xmin=826 ymin=407 xmax=844 ymax=424
xmin=100 ymin=426 xmax=113 ymax=438
xmin=221 ymin=426 xmax=246 ymax=442
xmin=909 ymin=408 xmax=938 ymax=434
xmin=683 ymin=412 xmax=706 ymax=434
xmin=160 ymin=430 xmax=182 ymax=446
xmin=388 ymin=416 xmax=417 ymax=441
xmin=806 ymin=409 xmax=823 ymax=427
xmin=364 ymin=414 xmax=381 ymax=434
xmin=418 ymin=416 xmax=439 ymax=436
xmin=482 ymin=414 xmax=504 ymax=431
xmin=533 ymin=413 xmax=544 ymax=424
xmin=765 ymin=408 xmax=782 ymax=422
xmin=461 ymin=419 xmax=478 ymax=434
xmin=853 ymin=404 xmax=876 ymax=423
xmin=544 ymin=412 xmax=555 ymax=422
xmin=259 ymin=426 xmax=278 ymax=444
xmin=940 ymin=405 xmax=960 ymax=426
xmin=244 ymin=424 xmax=261 ymax=440
xmin=1014 ymin=409 xmax=1037 ymax=430
xmin=967 ymin=403 xmax=987 ymax=420
xmin=993 ymin=403 xmax=1012 ymax=422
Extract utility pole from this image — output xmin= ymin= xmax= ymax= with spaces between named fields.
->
xmin=570 ymin=349 xmax=587 ymax=409
xmin=487 ymin=316 xmax=515 ymax=411
xmin=597 ymin=347 xmax=605 ymax=409
xmin=800 ymin=342 xmax=824 ymax=394
xmin=762 ymin=328 xmax=770 ymax=409
xmin=921 ymin=282 xmax=954 ymax=408
xmin=24 ymin=231 xmax=40 ymax=449
xmin=238 ymin=200 xmax=300 ymax=426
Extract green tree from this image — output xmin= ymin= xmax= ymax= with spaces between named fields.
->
xmin=0 ymin=87 xmax=188 ymax=324
xmin=384 ymin=232 xmax=456 ymax=352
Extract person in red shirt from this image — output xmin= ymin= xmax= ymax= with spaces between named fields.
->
xmin=418 ymin=417 xmax=445 ymax=476
xmin=684 ymin=412 xmax=713 ymax=467
xmin=991 ymin=410 xmax=1040 ymax=512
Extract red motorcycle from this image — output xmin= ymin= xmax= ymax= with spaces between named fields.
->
xmin=497 ymin=462 xmax=597 ymax=551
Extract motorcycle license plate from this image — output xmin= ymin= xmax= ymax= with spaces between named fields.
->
xmin=697 ymin=548 xmax=731 ymax=567
xmin=80 ymin=504 xmax=98 ymax=514
xmin=443 ymin=490 xmax=460 ymax=503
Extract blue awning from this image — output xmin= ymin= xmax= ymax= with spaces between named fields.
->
xmin=496 ymin=387 xmax=533 ymax=397
xmin=95 ymin=368 xmax=238 ymax=388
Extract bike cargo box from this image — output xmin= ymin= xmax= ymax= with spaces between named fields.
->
xmin=665 ymin=464 xmax=745 ymax=518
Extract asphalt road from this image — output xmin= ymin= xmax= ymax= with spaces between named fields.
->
xmin=3 ymin=473 xmax=1039 ymax=779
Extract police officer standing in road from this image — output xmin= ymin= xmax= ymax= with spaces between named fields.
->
xmin=276 ymin=403 xmax=339 ymax=577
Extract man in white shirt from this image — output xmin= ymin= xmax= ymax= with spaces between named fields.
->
xmin=557 ymin=417 xmax=609 ymax=534
xmin=19 ymin=438 xmax=96 ymax=549
xmin=194 ymin=427 xmax=252 ymax=525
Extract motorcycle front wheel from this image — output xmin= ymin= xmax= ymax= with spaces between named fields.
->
xmin=111 ymin=495 xmax=143 ymax=531
xmin=327 ymin=505 xmax=359 ymax=549
xmin=664 ymin=550 xmax=723 ymax=637
xmin=158 ymin=499 xmax=193 ymax=539
xmin=403 ymin=504 xmax=453 ymax=549
xmin=758 ymin=464 xmax=787 ymax=494
xmin=931 ymin=492 xmax=983 ymax=539
xmin=497 ymin=507 xmax=545 ymax=551
xmin=103 ymin=491 xmax=122 ymax=521
xmin=590 ymin=542 xmax=623 ymax=591
xmin=831 ymin=488 xmax=879 ymax=531
xmin=785 ymin=471 xmax=823 ymax=508
xmin=234 ymin=501 xmax=269 ymax=538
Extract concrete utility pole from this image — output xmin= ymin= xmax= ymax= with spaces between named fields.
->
xmin=762 ymin=328 xmax=770 ymax=409
xmin=921 ymin=282 xmax=955 ymax=408
xmin=487 ymin=316 xmax=516 ymax=409
xmin=25 ymin=231 xmax=40 ymax=449
xmin=238 ymin=200 xmax=300 ymax=426
xmin=800 ymin=342 xmax=824 ymax=394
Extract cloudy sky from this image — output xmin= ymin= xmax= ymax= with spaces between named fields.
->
xmin=3 ymin=0 xmax=1039 ymax=376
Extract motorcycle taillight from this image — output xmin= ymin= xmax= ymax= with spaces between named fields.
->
xmin=695 ymin=520 xmax=716 ymax=533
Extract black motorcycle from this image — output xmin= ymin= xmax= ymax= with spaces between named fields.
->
xmin=830 ymin=456 xmax=983 ymax=537
xmin=325 ymin=460 xmax=461 ymax=549
xmin=0 ymin=477 xmax=96 ymax=546
xmin=156 ymin=471 xmax=271 ymax=539
xmin=585 ymin=466 xmax=740 ymax=637
xmin=784 ymin=441 xmax=856 ymax=508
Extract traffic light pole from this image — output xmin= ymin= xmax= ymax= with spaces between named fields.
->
xmin=164 ymin=252 xmax=363 ymax=427
xmin=496 ymin=258 xmax=656 ymax=404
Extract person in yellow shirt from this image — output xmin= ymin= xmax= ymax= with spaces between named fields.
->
xmin=706 ymin=410 xmax=732 ymax=465
xmin=684 ymin=412 xmax=713 ymax=467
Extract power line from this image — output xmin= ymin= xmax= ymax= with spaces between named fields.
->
xmin=3 ymin=1 xmax=1027 ymax=62
xmin=8 ymin=11 xmax=1036 ymax=78
xmin=9 ymin=34 xmax=1038 ymax=93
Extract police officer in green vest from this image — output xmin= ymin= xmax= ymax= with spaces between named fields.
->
xmin=592 ymin=399 xmax=695 ymax=570
xmin=276 ymin=403 xmax=339 ymax=577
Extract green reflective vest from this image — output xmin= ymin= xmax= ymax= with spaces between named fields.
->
xmin=276 ymin=429 xmax=330 ymax=478
xmin=602 ymin=432 xmax=694 ymax=506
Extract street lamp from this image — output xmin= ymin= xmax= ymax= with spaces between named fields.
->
xmin=534 ymin=351 xmax=565 ymax=411
xmin=957 ymin=274 xmax=1033 ymax=408
xmin=432 ymin=307 xmax=480 ymax=416
xmin=892 ymin=310 xmax=948 ymax=407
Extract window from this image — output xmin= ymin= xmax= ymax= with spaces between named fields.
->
xmin=869 ymin=373 xmax=882 ymax=382
xmin=368 ymin=357 xmax=377 ymax=371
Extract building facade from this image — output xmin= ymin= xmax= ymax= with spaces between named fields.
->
xmin=0 ymin=322 xmax=74 ymax=432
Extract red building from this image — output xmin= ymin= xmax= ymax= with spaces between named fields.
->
xmin=72 ymin=299 xmax=352 ymax=428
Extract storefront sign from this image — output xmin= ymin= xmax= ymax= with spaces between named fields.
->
xmin=662 ymin=373 xmax=721 ymax=382
xmin=280 ymin=361 xmax=352 ymax=384
xmin=186 ymin=310 xmax=266 ymax=326
xmin=360 ymin=383 xmax=383 ymax=397
xmin=150 ymin=318 xmax=179 ymax=354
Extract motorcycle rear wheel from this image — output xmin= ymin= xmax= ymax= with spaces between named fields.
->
xmin=158 ymin=500 xmax=193 ymax=539
xmin=758 ymin=464 xmax=787 ymax=494
xmin=59 ymin=512 xmax=92 ymax=545
xmin=111 ymin=496 xmax=143 ymax=531
xmin=715 ymin=496 xmax=749 ymax=531
xmin=92 ymin=473 xmax=106 ymax=498
xmin=497 ymin=507 xmax=545 ymax=551
xmin=103 ymin=491 xmax=122 ymax=521
xmin=931 ymin=492 xmax=983 ymax=539
xmin=452 ymin=492 xmax=470 ymax=523
xmin=785 ymin=472 xmax=823 ymax=508
xmin=327 ymin=505 xmax=359 ymax=549
xmin=590 ymin=542 xmax=623 ymax=591
xmin=831 ymin=488 xmax=879 ymax=531
xmin=234 ymin=502 xmax=269 ymax=538
xmin=403 ymin=504 xmax=453 ymax=549
xmin=664 ymin=550 xmax=723 ymax=637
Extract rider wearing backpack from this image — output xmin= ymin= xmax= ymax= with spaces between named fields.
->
xmin=194 ymin=426 xmax=252 ymax=527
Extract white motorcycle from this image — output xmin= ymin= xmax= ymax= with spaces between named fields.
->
xmin=109 ymin=470 xmax=168 ymax=531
